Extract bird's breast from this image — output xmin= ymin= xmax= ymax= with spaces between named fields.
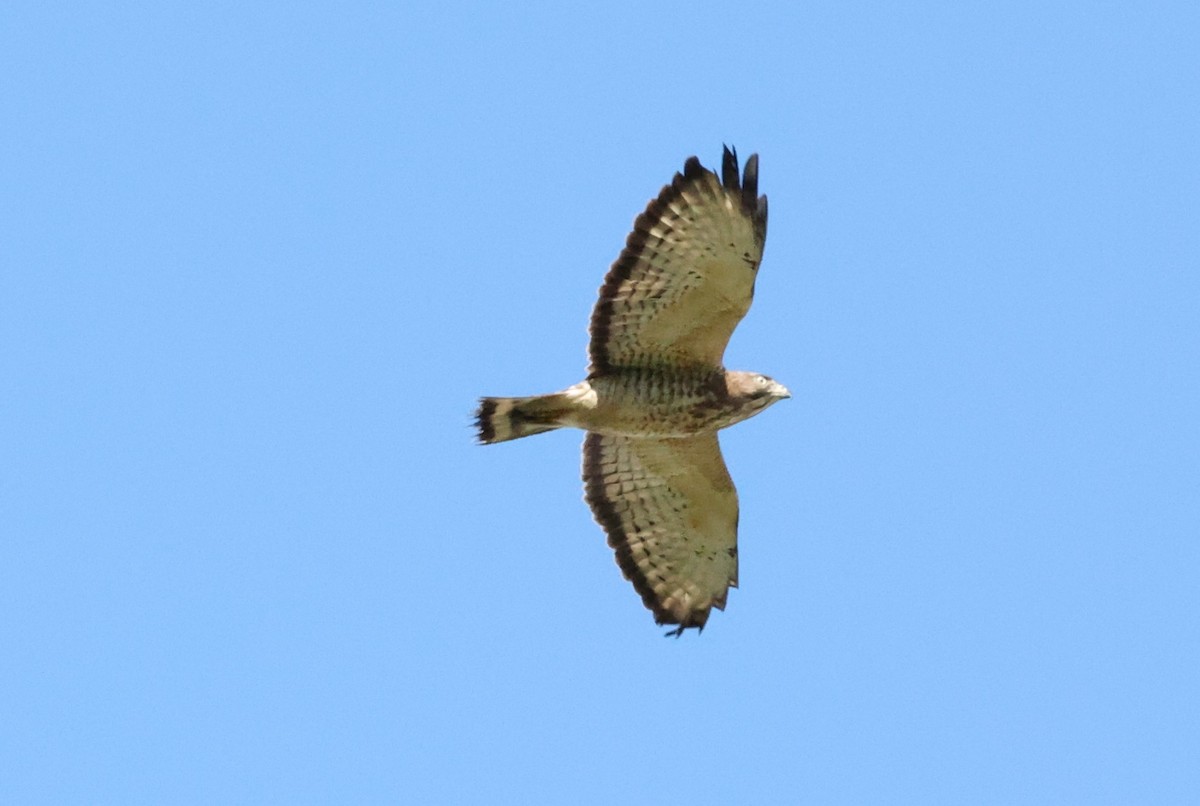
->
xmin=578 ymin=368 xmax=741 ymax=437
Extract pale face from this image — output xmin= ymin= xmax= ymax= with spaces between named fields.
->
xmin=726 ymin=371 xmax=791 ymax=405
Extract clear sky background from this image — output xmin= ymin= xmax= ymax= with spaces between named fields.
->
xmin=3 ymin=2 xmax=1198 ymax=803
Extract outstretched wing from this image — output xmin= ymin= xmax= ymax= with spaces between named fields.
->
xmin=582 ymin=432 xmax=739 ymax=635
xmin=588 ymin=146 xmax=768 ymax=374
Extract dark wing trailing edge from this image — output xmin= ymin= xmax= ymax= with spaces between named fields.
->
xmin=588 ymin=147 xmax=769 ymax=375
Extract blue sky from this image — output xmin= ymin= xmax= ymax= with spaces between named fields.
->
xmin=3 ymin=2 xmax=1198 ymax=802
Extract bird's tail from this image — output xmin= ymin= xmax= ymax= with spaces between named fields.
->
xmin=475 ymin=393 xmax=572 ymax=444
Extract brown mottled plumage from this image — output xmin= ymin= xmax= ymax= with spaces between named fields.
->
xmin=476 ymin=147 xmax=789 ymax=636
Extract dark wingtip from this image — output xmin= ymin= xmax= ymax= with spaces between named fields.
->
xmin=661 ymin=617 xmax=706 ymax=638
xmin=742 ymin=153 xmax=759 ymax=207
xmin=721 ymin=144 xmax=739 ymax=191
xmin=721 ymin=145 xmax=767 ymax=245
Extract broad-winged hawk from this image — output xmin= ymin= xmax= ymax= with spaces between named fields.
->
xmin=476 ymin=147 xmax=789 ymax=635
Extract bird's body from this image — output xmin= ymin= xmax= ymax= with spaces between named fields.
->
xmin=476 ymin=147 xmax=789 ymax=635
xmin=481 ymin=368 xmax=781 ymax=442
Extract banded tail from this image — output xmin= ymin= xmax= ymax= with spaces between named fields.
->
xmin=475 ymin=393 xmax=570 ymax=444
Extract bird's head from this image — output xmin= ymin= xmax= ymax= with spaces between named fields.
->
xmin=726 ymin=371 xmax=791 ymax=413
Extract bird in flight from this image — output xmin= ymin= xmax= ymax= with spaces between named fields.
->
xmin=476 ymin=147 xmax=789 ymax=636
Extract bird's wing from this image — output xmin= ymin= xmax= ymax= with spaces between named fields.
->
xmin=582 ymin=432 xmax=739 ymax=635
xmin=588 ymin=146 xmax=768 ymax=374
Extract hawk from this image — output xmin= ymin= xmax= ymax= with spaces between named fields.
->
xmin=476 ymin=147 xmax=789 ymax=636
